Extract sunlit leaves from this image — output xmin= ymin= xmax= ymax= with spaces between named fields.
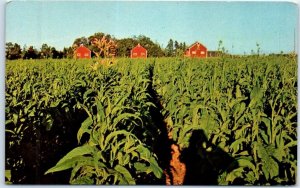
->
xmin=153 ymin=56 xmax=297 ymax=185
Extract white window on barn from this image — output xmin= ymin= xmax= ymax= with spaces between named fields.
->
xmin=141 ymin=53 xmax=145 ymax=55
xmin=84 ymin=53 xmax=89 ymax=56
xmin=77 ymin=53 xmax=80 ymax=56
xmin=192 ymin=51 xmax=196 ymax=55
xmin=201 ymin=51 xmax=205 ymax=55
xmin=133 ymin=53 xmax=137 ymax=56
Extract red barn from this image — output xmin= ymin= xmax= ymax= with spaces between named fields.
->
xmin=75 ymin=44 xmax=91 ymax=59
xmin=185 ymin=42 xmax=207 ymax=58
xmin=131 ymin=44 xmax=147 ymax=58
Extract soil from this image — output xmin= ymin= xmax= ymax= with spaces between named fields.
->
xmin=164 ymin=132 xmax=186 ymax=185
xmin=148 ymin=65 xmax=187 ymax=185
xmin=165 ymin=144 xmax=186 ymax=185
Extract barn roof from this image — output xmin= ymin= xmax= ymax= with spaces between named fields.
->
xmin=187 ymin=41 xmax=207 ymax=49
xmin=132 ymin=43 xmax=147 ymax=51
xmin=76 ymin=44 xmax=91 ymax=52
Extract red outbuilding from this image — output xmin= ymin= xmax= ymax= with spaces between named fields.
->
xmin=131 ymin=44 xmax=147 ymax=58
xmin=75 ymin=44 xmax=91 ymax=59
xmin=185 ymin=42 xmax=207 ymax=58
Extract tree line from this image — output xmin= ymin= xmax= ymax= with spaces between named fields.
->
xmin=6 ymin=32 xmax=188 ymax=60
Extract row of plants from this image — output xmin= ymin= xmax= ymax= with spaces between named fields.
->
xmin=6 ymin=59 xmax=88 ymax=183
xmin=6 ymin=59 xmax=165 ymax=184
xmin=153 ymin=56 xmax=297 ymax=185
xmin=6 ymin=56 xmax=297 ymax=185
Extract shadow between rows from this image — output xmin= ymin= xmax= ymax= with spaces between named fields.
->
xmin=147 ymin=64 xmax=237 ymax=185
xmin=181 ymin=129 xmax=237 ymax=185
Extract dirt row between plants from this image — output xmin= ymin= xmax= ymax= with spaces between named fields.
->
xmin=147 ymin=65 xmax=186 ymax=185
xmin=165 ymin=135 xmax=186 ymax=185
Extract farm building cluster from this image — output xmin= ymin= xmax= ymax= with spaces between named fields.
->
xmin=75 ymin=41 xmax=218 ymax=59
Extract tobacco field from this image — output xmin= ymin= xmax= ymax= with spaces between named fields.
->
xmin=5 ymin=56 xmax=297 ymax=185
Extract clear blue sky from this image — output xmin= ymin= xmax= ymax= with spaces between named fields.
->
xmin=6 ymin=1 xmax=298 ymax=54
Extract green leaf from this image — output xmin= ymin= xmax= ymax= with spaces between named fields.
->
xmin=104 ymin=130 xmax=133 ymax=150
xmin=5 ymin=119 xmax=13 ymax=125
xmin=178 ymin=125 xmax=195 ymax=148
xmin=13 ymin=113 xmax=18 ymax=125
xmin=149 ymin=157 xmax=163 ymax=178
xmin=236 ymin=85 xmax=242 ymax=98
xmin=136 ymin=145 xmax=151 ymax=160
xmin=172 ymin=126 xmax=179 ymax=141
xmin=257 ymin=143 xmax=279 ymax=180
xmin=114 ymin=165 xmax=135 ymax=184
xmin=249 ymin=86 xmax=264 ymax=108
xmin=259 ymin=130 xmax=269 ymax=145
xmin=70 ymin=163 xmax=85 ymax=181
xmin=96 ymin=100 xmax=105 ymax=123
xmin=60 ymin=144 xmax=94 ymax=165
xmin=191 ymin=104 xmax=204 ymax=125
xmin=245 ymin=171 xmax=256 ymax=184
xmin=77 ymin=117 xmax=93 ymax=143
xmin=45 ymin=145 xmax=94 ymax=174
xmin=45 ymin=156 xmax=92 ymax=174
xmin=50 ymin=100 xmax=60 ymax=108
xmin=134 ymin=162 xmax=148 ymax=173
xmin=236 ymin=157 xmax=256 ymax=172
xmin=225 ymin=167 xmax=244 ymax=183
xmin=5 ymin=170 xmax=11 ymax=181
xmin=237 ymin=150 xmax=249 ymax=156
xmin=230 ymin=138 xmax=245 ymax=154
xmin=83 ymin=89 xmax=94 ymax=100
xmin=71 ymin=176 xmax=94 ymax=184
xmin=284 ymin=140 xmax=297 ymax=149
xmin=112 ymin=113 xmax=143 ymax=128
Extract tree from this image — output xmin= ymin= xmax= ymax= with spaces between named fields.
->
xmin=88 ymin=32 xmax=109 ymax=44
xmin=136 ymin=35 xmax=164 ymax=57
xmin=174 ymin=41 xmax=185 ymax=57
xmin=174 ymin=41 xmax=179 ymax=50
xmin=23 ymin=46 xmax=38 ymax=59
xmin=73 ymin=37 xmax=89 ymax=47
xmin=165 ymin=39 xmax=174 ymax=57
xmin=256 ymin=43 xmax=260 ymax=56
xmin=22 ymin=45 xmax=27 ymax=58
xmin=40 ymin=44 xmax=51 ymax=59
xmin=6 ymin=42 xmax=22 ymax=60
xmin=51 ymin=47 xmax=63 ymax=59
xmin=63 ymin=47 xmax=74 ymax=59
xmin=183 ymin=42 xmax=187 ymax=51
xmin=116 ymin=38 xmax=137 ymax=57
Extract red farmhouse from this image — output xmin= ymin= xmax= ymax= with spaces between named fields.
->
xmin=75 ymin=44 xmax=91 ymax=59
xmin=131 ymin=44 xmax=147 ymax=58
xmin=185 ymin=42 xmax=207 ymax=58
